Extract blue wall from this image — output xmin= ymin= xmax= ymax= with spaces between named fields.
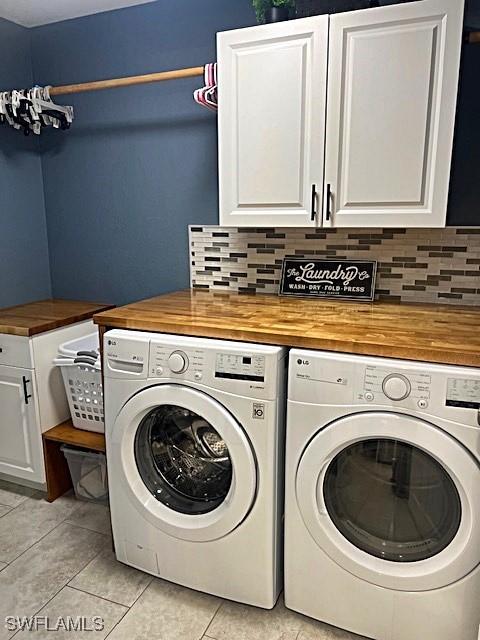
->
xmin=31 ymin=0 xmax=255 ymax=305
xmin=0 ymin=18 xmax=51 ymax=308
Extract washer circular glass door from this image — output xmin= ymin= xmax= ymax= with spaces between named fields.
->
xmin=135 ymin=404 xmax=233 ymax=515
xmin=295 ymin=412 xmax=480 ymax=591
xmin=112 ymin=384 xmax=257 ymax=542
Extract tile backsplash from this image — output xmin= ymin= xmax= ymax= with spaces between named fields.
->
xmin=189 ymin=226 xmax=480 ymax=306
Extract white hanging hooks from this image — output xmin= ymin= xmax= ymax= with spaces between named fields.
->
xmin=0 ymin=85 xmax=74 ymax=135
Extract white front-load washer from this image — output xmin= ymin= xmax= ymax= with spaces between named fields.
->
xmin=285 ymin=349 xmax=480 ymax=640
xmin=104 ymin=329 xmax=286 ymax=608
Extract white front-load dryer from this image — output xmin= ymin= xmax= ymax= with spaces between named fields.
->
xmin=285 ymin=349 xmax=480 ymax=640
xmin=104 ymin=330 xmax=286 ymax=608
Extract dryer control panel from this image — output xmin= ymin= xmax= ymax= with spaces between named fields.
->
xmin=446 ymin=378 xmax=480 ymax=410
xmin=362 ymin=366 xmax=432 ymax=408
xmin=288 ymin=348 xmax=480 ymax=428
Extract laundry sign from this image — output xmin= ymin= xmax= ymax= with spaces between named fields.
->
xmin=280 ymin=258 xmax=377 ymax=301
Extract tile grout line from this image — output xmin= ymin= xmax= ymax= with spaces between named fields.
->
xmin=103 ymin=574 xmax=155 ymax=639
xmin=0 ymin=494 xmax=87 ymax=565
xmin=0 ymin=505 xmax=76 ymax=566
xmin=9 ymin=526 xmax=110 ymax=639
xmin=67 ymin=584 xmax=130 ymax=609
xmin=67 ymin=547 xmax=154 ymax=609
xmin=62 ymin=501 xmax=112 ymax=537
xmin=0 ymin=488 xmax=37 ymax=512
xmin=202 ymin=600 xmax=224 ymax=639
xmin=102 ymin=602 xmax=132 ymax=640
xmin=63 ymin=520 xmax=112 ymax=535
xmin=0 ymin=485 xmax=40 ymax=509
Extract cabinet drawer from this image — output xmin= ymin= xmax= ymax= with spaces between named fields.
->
xmin=0 ymin=334 xmax=33 ymax=369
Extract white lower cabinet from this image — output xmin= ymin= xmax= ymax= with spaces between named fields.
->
xmin=0 ymin=320 xmax=94 ymax=487
xmin=217 ymin=0 xmax=464 ymax=228
xmin=0 ymin=365 xmax=42 ymax=484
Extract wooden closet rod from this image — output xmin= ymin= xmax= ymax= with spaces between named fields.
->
xmin=50 ymin=65 xmax=204 ymax=96
xmin=42 ymin=29 xmax=480 ymax=97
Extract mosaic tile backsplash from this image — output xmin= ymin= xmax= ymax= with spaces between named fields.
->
xmin=189 ymin=227 xmax=480 ymax=306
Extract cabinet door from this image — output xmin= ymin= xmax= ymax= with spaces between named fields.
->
xmin=218 ymin=17 xmax=328 ymax=227
xmin=324 ymin=0 xmax=464 ymax=228
xmin=0 ymin=365 xmax=44 ymax=484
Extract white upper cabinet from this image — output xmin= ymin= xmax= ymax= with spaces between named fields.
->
xmin=217 ymin=0 xmax=464 ymax=228
xmin=218 ymin=17 xmax=328 ymax=227
xmin=324 ymin=0 xmax=464 ymax=228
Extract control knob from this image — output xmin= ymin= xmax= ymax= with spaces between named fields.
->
xmin=382 ymin=374 xmax=411 ymax=401
xmin=168 ymin=351 xmax=188 ymax=374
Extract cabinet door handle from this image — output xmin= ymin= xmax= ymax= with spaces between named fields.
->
xmin=325 ymin=183 xmax=332 ymax=221
xmin=22 ymin=376 xmax=32 ymax=405
xmin=310 ymin=184 xmax=317 ymax=221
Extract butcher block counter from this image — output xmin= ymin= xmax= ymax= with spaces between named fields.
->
xmin=0 ymin=299 xmax=114 ymax=337
xmin=94 ymin=290 xmax=480 ymax=368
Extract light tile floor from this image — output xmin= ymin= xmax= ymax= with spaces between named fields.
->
xmin=0 ymin=479 xmax=364 ymax=640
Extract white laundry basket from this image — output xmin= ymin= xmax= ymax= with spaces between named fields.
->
xmin=54 ymin=333 xmax=104 ymax=433
xmin=58 ymin=332 xmax=99 ymax=359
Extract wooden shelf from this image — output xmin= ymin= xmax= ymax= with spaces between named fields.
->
xmin=42 ymin=420 xmax=105 ymax=502
xmin=0 ymin=299 xmax=113 ymax=337
xmin=43 ymin=420 xmax=106 ymax=452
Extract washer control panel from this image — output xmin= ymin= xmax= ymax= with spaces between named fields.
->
xmin=446 ymin=378 xmax=480 ymax=410
xmin=215 ymin=353 xmax=265 ymax=382
xmin=104 ymin=330 xmax=285 ymax=401
xmin=361 ymin=366 xmax=431 ymax=407
xmin=148 ymin=340 xmax=277 ymax=397
xmin=150 ymin=344 xmax=205 ymax=380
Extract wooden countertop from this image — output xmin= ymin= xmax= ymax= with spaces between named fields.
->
xmin=0 ymin=299 xmax=114 ymax=337
xmin=94 ymin=290 xmax=480 ymax=367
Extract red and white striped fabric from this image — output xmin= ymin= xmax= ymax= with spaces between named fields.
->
xmin=193 ymin=63 xmax=217 ymax=112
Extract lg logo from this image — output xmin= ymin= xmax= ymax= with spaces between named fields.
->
xmin=297 ymin=359 xmax=310 ymax=366
xmin=107 ymin=340 xmax=117 ymax=346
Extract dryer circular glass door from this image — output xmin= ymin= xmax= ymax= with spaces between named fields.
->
xmin=295 ymin=412 xmax=480 ymax=591
xmin=112 ymin=384 xmax=257 ymax=542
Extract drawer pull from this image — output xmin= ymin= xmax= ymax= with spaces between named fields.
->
xmin=22 ymin=376 xmax=32 ymax=405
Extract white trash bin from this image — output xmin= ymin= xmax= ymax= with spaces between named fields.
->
xmin=61 ymin=446 xmax=108 ymax=504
